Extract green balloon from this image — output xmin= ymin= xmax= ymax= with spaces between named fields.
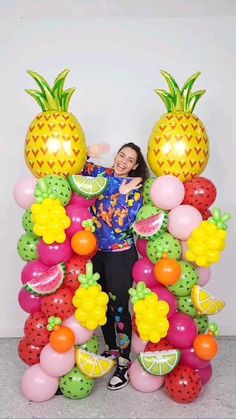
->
xmin=35 ymin=175 xmax=72 ymax=206
xmin=194 ymin=314 xmax=209 ymax=334
xmin=168 ymin=261 xmax=199 ymax=297
xmin=22 ymin=210 xmax=38 ymax=237
xmin=147 ymin=232 xmax=182 ymax=264
xmin=59 ymin=367 xmax=94 ymax=399
xmin=177 ymin=296 xmax=198 ymax=318
xmin=17 ymin=233 xmax=39 ymax=261
xmin=77 ymin=335 xmax=100 ymax=354
xmin=143 ymin=177 xmax=156 ymax=204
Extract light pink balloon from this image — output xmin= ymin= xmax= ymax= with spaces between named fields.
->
xmin=63 ymin=315 xmax=93 ymax=344
xmin=132 ymin=257 xmax=157 ymax=289
xmin=168 ymin=205 xmax=202 ymax=240
xmin=136 ymin=239 xmax=148 ymax=257
xmin=40 ymin=344 xmax=75 ymax=377
xmin=131 ymin=333 xmax=147 ymax=354
xmin=70 ymin=192 xmax=96 ymax=208
xmin=129 ymin=360 xmax=164 ymax=392
xmin=13 ymin=177 xmax=37 ymax=209
xmin=21 ymin=364 xmax=59 ymax=402
xmin=150 ymin=175 xmax=185 ymax=210
xmin=197 ymin=267 xmax=211 ymax=287
xmin=66 ymin=204 xmax=91 ymax=237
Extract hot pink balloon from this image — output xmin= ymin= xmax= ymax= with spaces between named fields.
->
xmin=129 ymin=360 xmax=164 ymax=392
xmin=65 ymin=204 xmax=91 ymax=237
xmin=132 ymin=257 xmax=157 ymax=289
xmin=166 ymin=312 xmax=198 ymax=349
xmin=40 ymin=344 xmax=75 ymax=377
xmin=18 ymin=287 xmax=41 ymax=313
xmin=21 ymin=364 xmax=59 ymax=402
xmin=63 ymin=315 xmax=93 ymax=344
xmin=70 ymin=192 xmax=96 ymax=208
xmin=38 ymin=238 xmax=73 ymax=266
xmin=131 ymin=333 xmax=147 ymax=354
xmin=150 ymin=175 xmax=185 ymax=210
xmin=197 ymin=267 xmax=211 ymax=287
xmin=152 ymin=285 xmax=177 ymax=318
xmin=180 ymin=346 xmax=209 ymax=369
xmin=168 ymin=205 xmax=202 ymax=240
xmin=13 ymin=177 xmax=37 ymax=209
xmin=136 ymin=239 xmax=148 ymax=257
xmin=21 ymin=260 xmax=49 ymax=284
xmin=196 ymin=363 xmax=213 ymax=385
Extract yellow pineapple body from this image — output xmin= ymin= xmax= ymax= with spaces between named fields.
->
xmin=148 ymin=112 xmax=209 ymax=183
xmin=25 ymin=111 xmax=87 ymax=178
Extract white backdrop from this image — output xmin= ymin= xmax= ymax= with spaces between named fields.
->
xmin=0 ymin=0 xmax=235 ymax=337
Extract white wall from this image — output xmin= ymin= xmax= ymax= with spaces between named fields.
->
xmin=0 ymin=0 xmax=235 ymax=337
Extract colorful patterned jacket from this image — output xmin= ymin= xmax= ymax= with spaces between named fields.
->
xmin=82 ymin=162 xmax=143 ymax=251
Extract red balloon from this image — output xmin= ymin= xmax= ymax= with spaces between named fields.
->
xmin=200 ymin=208 xmax=212 ymax=220
xmin=41 ymin=287 xmax=75 ymax=320
xmin=64 ymin=254 xmax=88 ymax=292
xmin=18 ymin=336 xmax=42 ymax=365
xmin=145 ymin=338 xmax=174 ymax=352
xmin=183 ymin=177 xmax=217 ymax=212
xmin=24 ymin=311 xmax=50 ymax=346
xmin=165 ymin=364 xmax=202 ymax=403
xmin=131 ymin=315 xmax=139 ymax=337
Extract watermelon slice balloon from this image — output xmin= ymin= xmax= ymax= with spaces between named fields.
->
xmin=24 ymin=263 xmax=66 ymax=296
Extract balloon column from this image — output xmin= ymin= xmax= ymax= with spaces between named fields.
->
xmin=130 ymin=71 xmax=231 ymax=403
xmin=15 ymin=70 xmax=113 ymax=402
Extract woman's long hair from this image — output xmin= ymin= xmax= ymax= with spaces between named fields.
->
xmin=117 ymin=142 xmax=150 ymax=183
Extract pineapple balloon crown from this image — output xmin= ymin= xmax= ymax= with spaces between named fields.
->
xmin=25 ymin=69 xmax=75 ymax=112
xmin=155 ymin=70 xmax=206 ymax=113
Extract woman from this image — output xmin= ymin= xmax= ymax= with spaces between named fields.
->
xmin=83 ymin=142 xmax=149 ymax=390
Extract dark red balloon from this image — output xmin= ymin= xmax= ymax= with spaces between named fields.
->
xmin=165 ymin=364 xmax=202 ymax=403
xmin=41 ymin=287 xmax=75 ymax=320
xmin=64 ymin=254 xmax=88 ymax=292
xmin=183 ymin=177 xmax=217 ymax=212
xmin=200 ymin=208 xmax=212 ymax=220
xmin=24 ymin=311 xmax=50 ymax=346
xmin=18 ymin=336 xmax=42 ymax=365
xmin=145 ymin=338 xmax=174 ymax=352
xmin=131 ymin=315 xmax=139 ymax=337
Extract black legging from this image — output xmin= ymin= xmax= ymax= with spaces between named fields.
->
xmin=92 ymin=246 xmax=138 ymax=360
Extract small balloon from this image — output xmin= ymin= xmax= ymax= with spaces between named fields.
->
xmin=13 ymin=177 xmax=37 ymax=209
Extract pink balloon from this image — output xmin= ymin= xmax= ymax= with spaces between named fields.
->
xmin=21 ymin=260 xmax=49 ymax=284
xmin=150 ymin=175 xmax=185 ymax=210
xmin=136 ymin=239 xmax=148 ymax=257
xmin=180 ymin=346 xmax=209 ymax=369
xmin=38 ymin=238 xmax=73 ymax=266
xmin=65 ymin=204 xmax=91 ymax=237
xmin=168 ymin=205 xmax=202 ymax=240
xmin=197 ymin=267 xmax=211 ymax=287
xmin=13 ymin=177 xmax=37 ymax=209
xmin=152 ymin=285 xmax=177 ymax=318
xmin=63 ymin=315 xmax=93 ymax=344
xmin=18 ymin=287 xmax=41 ymax=313
xmin=196 ymin=363 xmax=213 ymax=385
xmin=40 ymin=344 xmax=75 ymax=377
xmin=70 ymin=192 xmax=96 ymax=208
xmin=131 ymin=333 xmax=147 ymax=354
xmin=166 ymin=312 xmax=198 ymax=349
xmin=132 ymin=257 xmax=157 ymax=289
xmin=21 ymin=364 xmax=59 ymax=402
xmin=129 ymin=360 xmax=164 ymax=392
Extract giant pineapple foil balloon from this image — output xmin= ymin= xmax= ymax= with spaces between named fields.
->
xmin=147 ymin=71 xmax=209 ymax=182
xmin=24 ymin=69 xmax=87 ymax=178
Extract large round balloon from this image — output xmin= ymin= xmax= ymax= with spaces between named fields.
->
xmin=18 ymin=336 xmax=42 ymax=365
xmin=129 ymin=360 xmax=164 ymax=392
xmin=168 ymin=205 xmax=202 ymax=241
xmin=132 ymin=257 xmax=157 ymax=289
xmin=165 ymin=364 xmax=202 ymax=403
xmin=166 ymin=312 xmax=198 ymax=349
xmin=24 ymin=311 xmax=50 ymax=346
xmin=59 ymin=367 xmax=94 ymax=399
xmin=150 ymin=175 xmax=185 ymax=210
xmin=18 ymin=288 xmax=41 ymax=313
xmin=38 ymin=238 xmax=73 ymax=266
xmin=182 ymin=177 xmax=217 ymax=212
xmin=65 ymin=205 xmax=91 ymax=237
xmin=21 ymin=364 xmax=59 ymax=402
xmin=64 ymin=254 xmax=87 ymax=292
xmin=41 ymin=287 xmax=75 ymax=320
xmin=13 ymin=177 xmax=37 ymax=209
xmin=21 ymin=260 xmax=49 ymax=284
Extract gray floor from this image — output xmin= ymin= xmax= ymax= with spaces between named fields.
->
xmin=0 ymin=337 xmax=236 ymax=418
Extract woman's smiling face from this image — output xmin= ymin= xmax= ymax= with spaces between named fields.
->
xmin=113 ymin=146 xmax=138 ymax=177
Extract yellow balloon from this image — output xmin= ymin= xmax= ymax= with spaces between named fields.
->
xmin=149 ymin=330 xmax=161 ymax=343
xmin=86 ymin=319 xmax=98 ymax=330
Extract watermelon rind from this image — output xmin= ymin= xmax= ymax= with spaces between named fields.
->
xmin=24 ymin=263 xmax=66 ymax=296
xmin=68 ymin=175 xmax=108 ymax=198
xmin=137 ymin=349 xmax=181 ymax=376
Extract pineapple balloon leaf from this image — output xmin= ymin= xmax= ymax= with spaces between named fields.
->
xmin=208 ymin=322 xmax=220 ymax=338
xmin=208 ymin=208 xmax=231 ymax=230
xmin=129 ymin=281 xmax=152 ymax=304
xmin=79 ymin=262 xmax=100 ymax=288
xmin=34 ymin=179 xmax=57 ymax=202
xmin=47 ymin=316 xmax=62 ymax=332
xmin=82 ymin=219 xmax=95 ymax=233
